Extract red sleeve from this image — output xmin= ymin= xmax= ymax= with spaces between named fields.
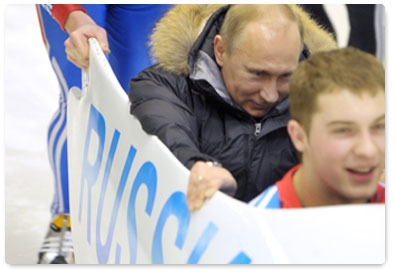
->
xmin=52 ymin=4 xmax=86 ymax=31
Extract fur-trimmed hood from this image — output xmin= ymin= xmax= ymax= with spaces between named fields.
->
xmin=150 ymin=4 xmax=337 ymax=75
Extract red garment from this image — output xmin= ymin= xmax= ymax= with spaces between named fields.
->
xmin=276 ymin=164 xmax=385 ymax=208
xmin=276 ymin=165 xmax=303 ymax=208
xmin=51 ymin=4 xmax=86 ymax=30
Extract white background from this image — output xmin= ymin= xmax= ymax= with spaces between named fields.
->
xmin=1 ymin=2 xmax=393 ymax=271
xmin=4 ymin=4 xmax=58 ymax=265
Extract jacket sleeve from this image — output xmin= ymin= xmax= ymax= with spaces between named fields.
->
xmin=129 ymin=68 xmax=217 ymax=169
xmin=39 ymin=4 xmax=86 ymax=31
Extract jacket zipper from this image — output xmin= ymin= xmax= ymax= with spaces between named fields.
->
xmin=254 ymin=122 xmax=261 ymax=136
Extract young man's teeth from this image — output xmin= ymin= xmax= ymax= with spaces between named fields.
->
xmin=352 ymin=168 xmax=371 ymax=173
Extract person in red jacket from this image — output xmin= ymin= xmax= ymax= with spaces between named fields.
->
xmin=36 ymin=4 xmax=172 ymax=264
xmin=249 ymin=47 xmax=385 ymax=209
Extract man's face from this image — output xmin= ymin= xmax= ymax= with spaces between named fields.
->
xmin=304 ymin=90 xmax=385 ymax=204
xmin=214 ymin=22 xmax=301 ymax=118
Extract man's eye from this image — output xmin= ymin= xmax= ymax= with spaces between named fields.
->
xmin=373 ymin=123 xmax=385 ymax=132
xmin=333 ymin=127 xmax=352 ymax=134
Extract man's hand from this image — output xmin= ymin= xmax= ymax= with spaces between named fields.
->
xmin=187 ymin=161 xmax=237 ymax=211
xmin=64 ymin=10 xmax=110 ymax=69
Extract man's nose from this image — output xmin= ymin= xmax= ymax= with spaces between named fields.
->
xmin=259 ymin=79 xmax=279 ymax=103
xmin=354 ymin=131 xmax=379 ymax=158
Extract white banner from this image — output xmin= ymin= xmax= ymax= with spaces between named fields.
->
xmin=67 ymin=38 xmax=385 ymax=264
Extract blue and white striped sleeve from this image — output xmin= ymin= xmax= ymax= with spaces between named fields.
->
xmin=249 ymin=185 xmax=281 ymax=209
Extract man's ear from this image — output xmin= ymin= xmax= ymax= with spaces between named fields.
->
xmin=213 ymin=35 xmax=225 ymax=67
xmin=287 ymin=119 xmax=307 ymax=153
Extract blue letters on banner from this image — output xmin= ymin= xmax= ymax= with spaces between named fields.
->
xmin=78 ymin=104 xmax=251 ymax=264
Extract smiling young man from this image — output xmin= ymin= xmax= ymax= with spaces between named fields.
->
xmin=250 ymin=47 xmax=385 ymax=209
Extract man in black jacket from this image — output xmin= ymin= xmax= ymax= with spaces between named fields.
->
xmin=129 ymin=4 xmax=337 ymax=210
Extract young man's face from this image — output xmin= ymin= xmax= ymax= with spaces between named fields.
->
xmin=303 ymin=90 xmax=385 ymax=204
xmin=214 ymin=21 xmax=301 ymax=118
